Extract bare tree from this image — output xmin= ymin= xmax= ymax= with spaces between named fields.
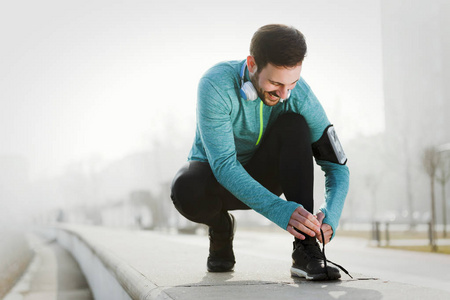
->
xmin=436 ymin=152 xmax=450 ymax=237
xmin=422 ymin=147 xmax=440 ymax=252
xmin=365 ymin=173 xmax=384 ymax=222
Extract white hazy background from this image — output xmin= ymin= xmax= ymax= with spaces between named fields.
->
xmin=0 ymin=0 xmax=383 ymax=225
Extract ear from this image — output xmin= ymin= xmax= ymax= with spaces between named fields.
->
xmin=246 ymin=56 xmax=258 ymax=74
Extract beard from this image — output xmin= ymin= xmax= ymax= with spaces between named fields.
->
xmin=250 ymin=72 xmax=281 ymax=107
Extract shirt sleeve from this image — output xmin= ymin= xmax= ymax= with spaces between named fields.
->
xmin=293 ymin=81 xmax=350 ymax=239
xmin=317 ymin=160 xmax=350 ymax=239
xmin=197 ymin=77 xmax=300 ymax=230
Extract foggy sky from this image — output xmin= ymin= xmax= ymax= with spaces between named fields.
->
xmin=0 ymin=0 xmax=383 ymax=179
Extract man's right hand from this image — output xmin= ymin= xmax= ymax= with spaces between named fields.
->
xmin=287 ymin=206 xmax=321 ymax=240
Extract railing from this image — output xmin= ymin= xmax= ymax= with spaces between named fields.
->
xmin=371 ymin=221 xmax=434 ymax=246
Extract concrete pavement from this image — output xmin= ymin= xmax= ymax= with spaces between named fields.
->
xmin=35 ymin=224 xmax=450 ymax=300
xmin=3 ymin=233 xmax=93 ymax=300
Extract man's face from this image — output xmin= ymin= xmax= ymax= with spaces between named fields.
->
xmin=250 ymin=63 xmax=302 ymax=106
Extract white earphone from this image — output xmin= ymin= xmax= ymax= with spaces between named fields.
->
xmin=239 ymin=62 xmax=291 ymax=102
xmin=240 ymin=62 xmax=258 ymax=101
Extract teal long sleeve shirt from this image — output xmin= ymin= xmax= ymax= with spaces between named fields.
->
xmin=188 ymin=60 xmax=349 ymax=237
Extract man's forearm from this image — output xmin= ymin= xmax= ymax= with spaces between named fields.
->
xmin=317 ymin=160 xmax=350 ymax=238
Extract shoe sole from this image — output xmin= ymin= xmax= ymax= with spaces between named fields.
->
xmin=207 ymin=265 xmax=235 ymax=272
xmin=290 ymin=267 xmax=341 ymax=281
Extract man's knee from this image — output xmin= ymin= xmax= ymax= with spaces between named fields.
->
xmin=274 ymin=113 xmax=310 ymax=141
xmin=170 ymin=162 xmax=217 ymax=219
xmin=171 ymin=164 xmax=197 ymax=212
xmin=277 ymin=113 xmax=308 ymax=128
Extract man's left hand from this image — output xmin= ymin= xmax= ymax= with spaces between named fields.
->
xmin=315 ymin=211 xmax=333 ymax=244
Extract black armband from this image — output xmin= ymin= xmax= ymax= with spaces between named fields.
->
xmin=312 ymin=125 xmax=347 ymax=165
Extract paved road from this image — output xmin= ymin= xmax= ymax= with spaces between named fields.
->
xmin=50 ymin=225 xmax=450 ymax=300
xmin=234 ymin=229 xmax=450 ymax=293
xmin=170 ymin=228 xmax=450 ymax=294
xmin=0 ymin=230 xmax=33 ymax=298
xmin=4 ymin=233 xmax=93 ymax=300
xmin=325 ymin=233 xmax=450 ymax=293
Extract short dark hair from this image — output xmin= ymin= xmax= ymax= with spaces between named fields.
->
xmin=250 ymin=24 xmax=307 ymax=70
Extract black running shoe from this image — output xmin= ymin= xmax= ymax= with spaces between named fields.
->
xmin=290 ymin=235 xmax=341 ymax=281
xmin=207 ymin=213 xmax=236 ymax=272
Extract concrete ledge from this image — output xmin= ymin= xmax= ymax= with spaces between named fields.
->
xmin=36 ymin=224 xmax=450 ymax=300
xmin=39 ymin=226 xmax=171 ymax=300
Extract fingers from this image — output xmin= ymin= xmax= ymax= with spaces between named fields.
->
xmin=287 ymin=207 xmax=322 ymax=239
xmin=288 ymin=220 xmax=317 ymax=238
xmin=295 ymin=207 xmax=321 ymax=228
xmin=296 ymin=207 xmax=319 ymax=221
xmin=315 ymin=211 xmax=325 ymax=224
xmin=317 ymin=224 xmax=333 ymax=244
xmin=287 ymin=225 xmax=305 ymax=240
xmin=287 ymin=208 xmax=334 ymax=244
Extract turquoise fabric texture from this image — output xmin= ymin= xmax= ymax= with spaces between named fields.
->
xmin=188 ymin=60 xmax=349 ymax=238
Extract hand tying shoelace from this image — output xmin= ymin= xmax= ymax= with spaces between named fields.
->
xmin=320 ymin=229 xmax=353 ymax=279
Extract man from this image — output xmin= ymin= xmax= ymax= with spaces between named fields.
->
xmin=170 ymin=24 xmax=349 ymax=281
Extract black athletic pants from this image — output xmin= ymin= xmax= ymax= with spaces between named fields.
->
xmin=170 ymin=113 xmax=314 ymax=232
